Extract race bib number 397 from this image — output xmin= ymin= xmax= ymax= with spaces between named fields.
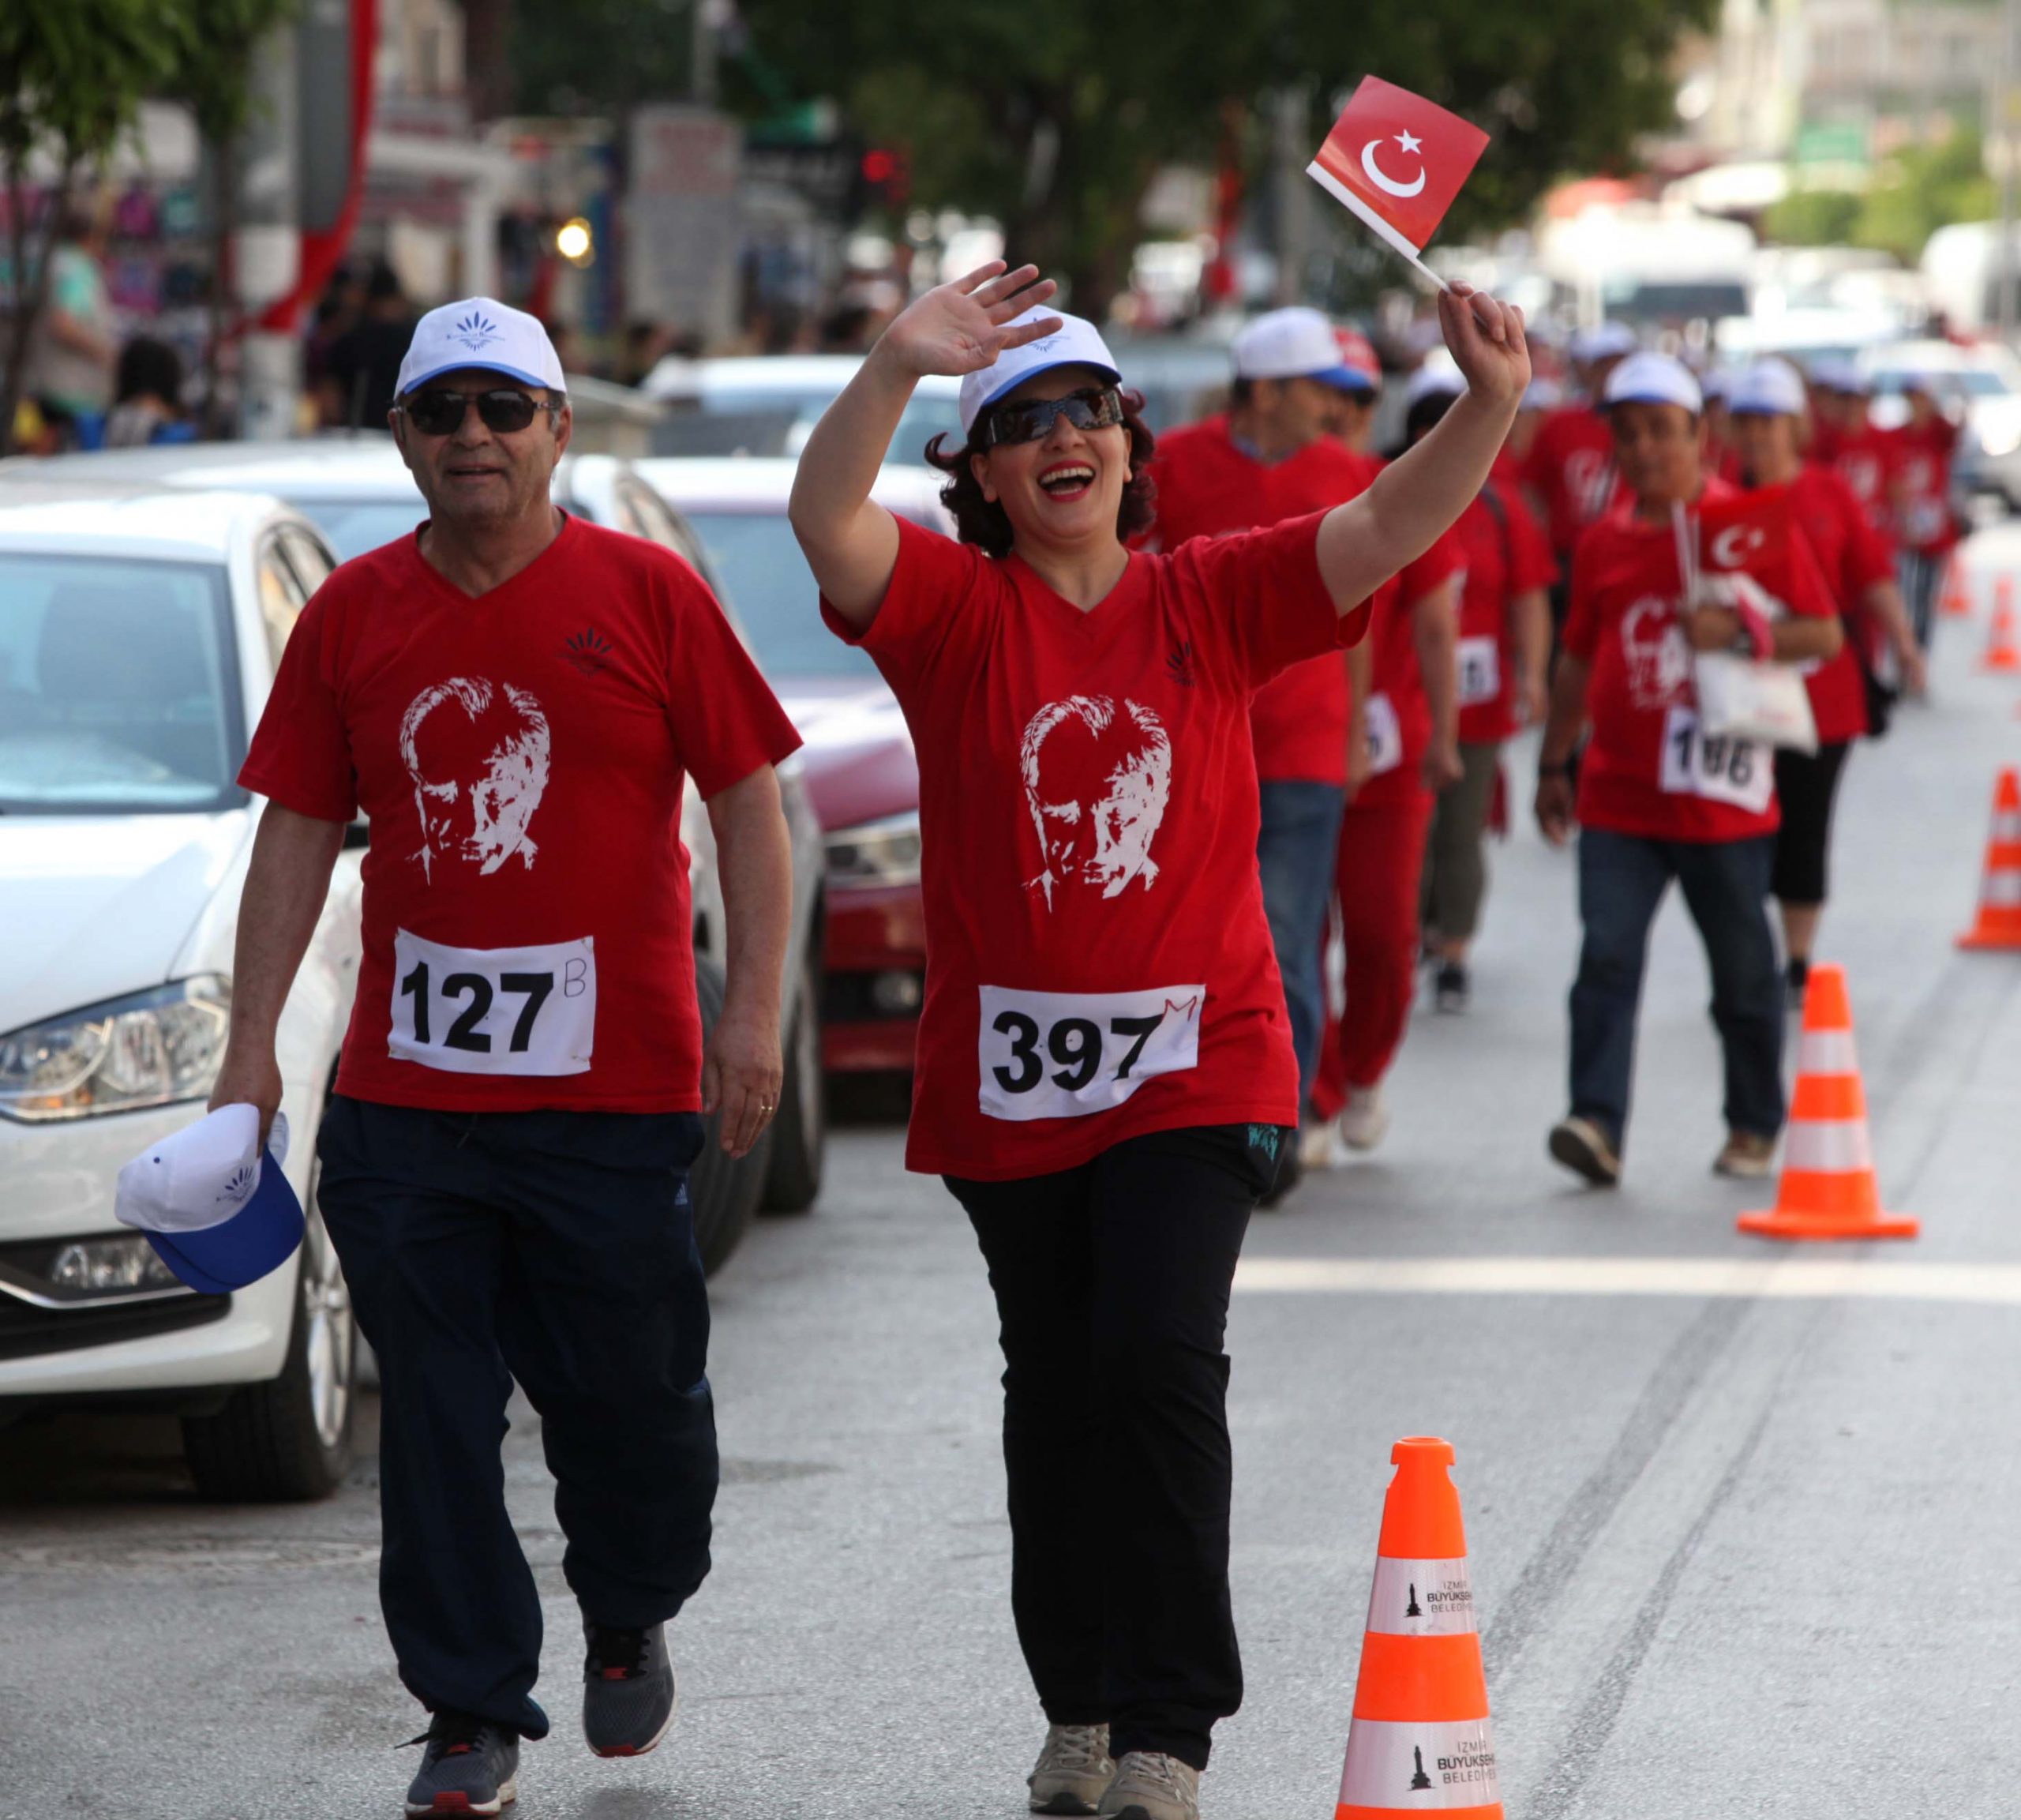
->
xmin=977 ymin=983 xmax=1204 ymax=1122
xmin=389 ymin=929 xmax=595 ymax=1075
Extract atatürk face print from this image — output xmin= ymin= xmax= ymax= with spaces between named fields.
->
xmin=1018 ymin=694 xmax=1172 ymax=910
xmin=398 ymin=677 xmax=551 ymax=881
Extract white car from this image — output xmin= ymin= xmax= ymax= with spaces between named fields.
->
xmin=638 ymin=354 xmax=963 ymax=463
xmin=0 ymin=482 xmax=362 ymax=1499
xmin=12 ymin=439 xmax=831 ymax=1260
xmin=1856 ymin=339 xmax=2021 ymax=507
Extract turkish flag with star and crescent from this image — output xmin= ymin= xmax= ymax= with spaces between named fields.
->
xmin=1307 ymin=77 xmax=1490 ymax=260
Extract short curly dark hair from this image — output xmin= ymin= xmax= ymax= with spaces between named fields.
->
xmin=923 ymin=388 xmax=1159 ymax=558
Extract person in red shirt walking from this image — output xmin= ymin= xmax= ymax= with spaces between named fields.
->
xmin=1145 ymin=307 xmax=1377 ymax=1194
xmin=789 ymin=262 xmax=1529 ymax=1820
xmin=1726 ymin=358 xmax=1925 ymax=1002
xmin=1891 ymin=373 xmax=1963 ymax=650
xmin=1535 ymin=352 xmax=1843 ymax=1188
xmin=1522 ymin=321 xmax=1637 ymax=621
xmin=1408 ymin=369 xmax=1555 ymax=1011
xmin=212 ymin=300 xmax=803 ymax=1814
xmin=1810 ymin=362 xmax=1897 ymax=550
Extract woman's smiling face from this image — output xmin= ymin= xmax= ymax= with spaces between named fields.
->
xmin=969 ymin=364 xmax=1132 ymax=555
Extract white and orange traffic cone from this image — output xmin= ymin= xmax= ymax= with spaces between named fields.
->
xmin=1738 ymin=964 xmax=1917 ymax=1242
xmin=1979 ymin=580 xmax=2021 ymax=674
xmin=1940 ymin=557 xmax=1972 ymax=619
xmin=1957 ymin=767 xmax=2021 ymax=951
xmin=1333 ymin=1438 xmax=1501 ymax=1820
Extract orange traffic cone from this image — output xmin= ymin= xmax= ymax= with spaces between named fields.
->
xmin=1940 ymin=557 xmax=1972 ymax=618
xmin=1334 ymin=1439 xmax=1501 ymax=1820
xmin=1980 ymin=581 xmax=2021 ymax=674
xmin=1957 ymin=768 xmax=2021 ymax=951
xmin=1738 ymin=964 xmax=1917 ymax=1242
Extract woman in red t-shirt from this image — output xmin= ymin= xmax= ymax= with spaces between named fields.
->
xmin=1891 ymin=376 xmax=1963 ymax=650
xmin=788 ymin=261 xmax=1528 ymax=1820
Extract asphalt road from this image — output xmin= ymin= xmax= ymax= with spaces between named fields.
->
xmin=6 ymin=576 xmax=2021 ymax=1820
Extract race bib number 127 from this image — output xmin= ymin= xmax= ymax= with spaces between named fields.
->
xmin=977 ymin=983 xmax=1204 ymax=1122
xmin=389 ymin=929 xmax=595 ymax=1075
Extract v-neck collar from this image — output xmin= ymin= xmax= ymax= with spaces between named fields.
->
xmin=405 ymin=509 xmax=579 ymax=606
xmin=1002 ymin=544 xmax=1148 ymax=637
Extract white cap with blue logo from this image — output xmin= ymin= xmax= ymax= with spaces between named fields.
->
xmin=396 ymin=296 xmax=567 ymax=399
xmin=958 ymin=308 xmax=1123 ymax=437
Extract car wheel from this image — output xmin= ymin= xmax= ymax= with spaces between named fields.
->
xmin=182 ymin=1163 xmax=356 ymax=1503
xmin=689 ymin=952 xmax=771 ymax=1275
xmin=761 ymin=950 xmax=825 ymax=1214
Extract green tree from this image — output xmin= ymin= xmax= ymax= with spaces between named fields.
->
xmin=1764 ymin=187 xmax=1863 ymax=247
xmin=1854 ymin=130 xmax=1996 ymax=262
xmin=0 ymin=0 xmax=186 ymax=449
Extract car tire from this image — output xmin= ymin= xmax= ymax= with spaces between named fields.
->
xmin=182 ymin=1173 xmax=356 ymax=1503
xmin=761 ymin=950 xmax=825 ymax=1214
xmin=689 ymin=952 xmax=771 ymax=1275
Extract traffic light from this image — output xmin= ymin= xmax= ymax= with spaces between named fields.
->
xmin=858 ymin=145 xmax=910 ymax=212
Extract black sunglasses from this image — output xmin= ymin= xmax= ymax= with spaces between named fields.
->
xmin=981 ymin=386 xmax=1127 ymax=448
xmin=397 ymin=388 xmax=560 ymax=437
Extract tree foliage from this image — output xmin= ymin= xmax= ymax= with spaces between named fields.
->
xmin=726 ymin=0 xmax=1717 ymax=310
xmin=1765 ymin=133 xmax=1996 ymax=263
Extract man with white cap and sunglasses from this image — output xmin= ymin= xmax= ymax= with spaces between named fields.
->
xmin=216 ymin=295 xmax=802 ymax=1814
xmin=1533 ymin=351 xmax=1841 ymax=1188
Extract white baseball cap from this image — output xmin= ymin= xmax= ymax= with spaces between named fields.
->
xmin=1520 ymin=376 xmax=1564 ymax=412
xmin=396 ymin=296 xmax=567 ymax=399
xmin=1603 ymin=351 xmax=1703 ymax=415
xmin=1232 ymin=306 xmax=1367 ymax=389
xmin=1404 ymin=359 xmax=1465 ymax=409
xmin=1728 ymin=358 xmax=1809 ymax=418
xmin=958 ymin=308 xmax=1123 ymax=436
xmin=1570 ymin=321 xmax=1640 ymax=365
xmin=114 ymin=1105 xmax=305 ymax=1294
xmin=1808 ymin=357 xmax=1871 ymax=396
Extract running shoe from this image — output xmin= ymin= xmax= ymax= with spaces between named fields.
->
xmin=1548 ymin=1115 xmax=1622 ymax=1187
xmin=1029 ymin=1723 xmax=1116 ymax=1814
xmin=583 ymin=1619 xmax=677 ymax=1758
xmin=1336 ymin=1085 xmax=1389 ymax=1152
xmin=1714 ymin=1131 xmax=1777 ymax=1180
xmin=403 ymin=1710 xmax=518 ymax=1816
xmin=1098 ymin=1751 xmax=1200 ymax=1820
xmin=1434 ymin=961 xmax=1471 ymax=1014
xmin=1298 ymin=1119 xmax=1348 ymax=1172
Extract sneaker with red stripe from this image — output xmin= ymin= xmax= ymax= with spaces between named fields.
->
xmin=583 ymin=1619 xmax=678 ymax=1758
xmin=402 ymin=1709 xmax=518 ymax=1816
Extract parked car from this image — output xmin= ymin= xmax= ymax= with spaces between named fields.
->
xmin=638 ymin=355 xmax=963 ymax=464
xmin=1856 ymin=339 xmax=2021 ymax=510
xmin=10 ymin=440 xmax=828 ymax=1261
xmin=636 ymin=456 xmax=939 ymax=1080
xmin=0 ymin=482 xmax=363 ymax=1498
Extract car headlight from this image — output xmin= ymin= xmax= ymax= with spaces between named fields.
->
xmin=0 ymin=976 xmax=232 ymax=1123
xmin=823 ymin=811 xmax=921 ymax=888
xmin=1980 ymin=422 xmax=2021 ymax=459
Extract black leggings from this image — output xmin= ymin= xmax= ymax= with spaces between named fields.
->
xmin=946 ymin=1123 xmax=1280 ymax=1772
xmin=1772 ymin=740 xmax=1852 ymax=906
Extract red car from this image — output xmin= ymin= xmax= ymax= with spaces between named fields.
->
xmin=638 ymin=456 xmax=940 ymax=1077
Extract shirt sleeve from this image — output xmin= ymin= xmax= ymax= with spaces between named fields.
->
xmin=819 ymin=513 xmax=993 ymax=696
xmin=1508 ymin=490 xmax=1559 ymax=591
xmin=664 ymin=567 xmax=804 ymax=797
xmin=236 ymin=594 xmax=358 ymax=821
xmin=1561 ymin=534 xmax=1606 ymax=662
xmin=1171 ymin=509 xmax=1369 ymax=689
xmin=1399 ymin=525 xmax=1464 ymax=603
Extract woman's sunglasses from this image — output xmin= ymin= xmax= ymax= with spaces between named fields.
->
xmin=397 ymin=388 xmax=561 ymax=437
xmin=981 ymin=386 xmax=1127 ymax=448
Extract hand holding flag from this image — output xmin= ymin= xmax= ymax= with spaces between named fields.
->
xmin=1308 ymin=77 xmax=1489 ymax=282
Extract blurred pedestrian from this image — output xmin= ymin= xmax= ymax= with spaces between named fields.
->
xmin=318 ymin=259 xmax=417 ymax=430
xmin=1727 ymin=358 xmax=1925 ymax=1004
xmin=1522 ymin=321 xmax=1636 ymax=626
xmin=1891 ymin=374 xmax=1960 ymax=651
xmin=789 ymin=261 xmax=1528 ymax=1820
xmin=1144 ymin=307 xmax=1375 ymax=1199
xmin=1809 ymin=362 xmax=1896 ymax=550
xmin=1534 ymin=353 xmax=1843 ymax=1188
xmin=1409 ymin=369 xmax=1554 ymax=1012
xmin=22 ymin=201 xmax=117 ymax=448
xmin=103 ymin=336 xmax=197 ymax=447
xmin=1316 ymin=325 xmax=1382 ymax=451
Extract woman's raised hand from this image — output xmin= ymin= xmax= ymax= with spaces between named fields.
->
xmin=1438 ymin=282 xmax=1530 ymax=411
xmin=876 ymin=262 xmax=1062 ymax=381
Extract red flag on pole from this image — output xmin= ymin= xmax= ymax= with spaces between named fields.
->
xmin=1307 ymin=77 xmax=1490 ymax=282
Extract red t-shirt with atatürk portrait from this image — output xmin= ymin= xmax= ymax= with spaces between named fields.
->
xmin=823 ymin=513 xmax=1370 ymax=1180
xmin=239 ymin=514 xmax=802 ymax=1113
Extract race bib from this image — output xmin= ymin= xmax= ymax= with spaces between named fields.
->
xmin=1457 ymin=636 xmax=1502 ymax=707
xmin=389 ymin=929 xmax=595 ymax=1075
xmin=977 ymin=983 xmax=1204 ymax=1122
xmin=1364 ymin=692 xmax=1404 ymax=776
xmin=1658 ymin=708 xmax=1772 ymax=815
xmin=1903 ymin=497 xmax=1948 ymax=546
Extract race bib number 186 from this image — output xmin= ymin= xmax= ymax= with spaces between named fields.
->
xmin=977 ymin=983 xmax=1204 ymax=1122
xmin=389 ymin=929 xmax=596 ymax=1075
xmin=1658 ymin=707 xmax=1772 ymax=815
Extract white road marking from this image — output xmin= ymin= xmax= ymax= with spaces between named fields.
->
xmin=1233 ymin=1255 xmax=2021 ymax=1306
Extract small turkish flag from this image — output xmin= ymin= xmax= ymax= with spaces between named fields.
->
xmin=1308 ymin=77 xmax=1489 ymax=265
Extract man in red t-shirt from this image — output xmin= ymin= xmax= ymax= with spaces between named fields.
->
xmin=1809 ymin=362 xmax=1899 ymax=550
xmin=1891 ymin=374 xmax=1963 ymax=649
xmin=1534 ymin=352 xmax=1843 ymax=1188
xmin=1145 ymin=307 xmax=1378 ymax=1179
xmin=214 ymin=299 xmax=801 ymax=1811
xmin=1522 ymin=321 xmax=1637 ymax=618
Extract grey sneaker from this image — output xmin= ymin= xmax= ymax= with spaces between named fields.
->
xmin=403 ymin=1710 xmax=518 ymax=1816
xmin=1029 ymin=1723 xmax=1116 ymax=1814
xmin=1098 ymin=1751 xmax=1200 ymax=1820
xmin=1714 ymin=1130 xmax=1777 ymax=1180
xmin=583 ymin=1619 xmax=677 ymax=1758
xmin=1549 ymin=1114 xmax=1622 ymax=1187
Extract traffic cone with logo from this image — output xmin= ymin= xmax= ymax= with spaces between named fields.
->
xmin=1940 ymin=557 xmax=1972 ymax=619
xmin=1333 ymin=1438 xmax=1501 ymax=1820
xmin=1738 ymin=964 xmax=1917 ymax=1242
xmin=1979 ymin=580 xmax=2021 ymax=674
xmin=1958 ymin=768 xmax=2021 ymax=951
